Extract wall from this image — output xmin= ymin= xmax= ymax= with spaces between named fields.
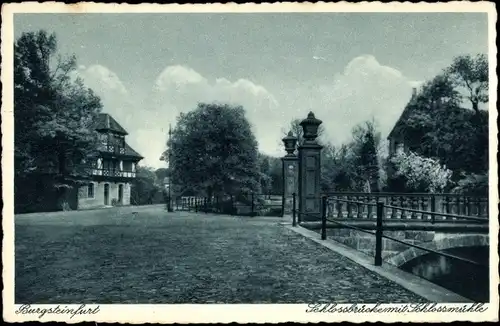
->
xmin=325 ymin=228 xmax=435 ymax=259
xmin=323 ymin=228 xmax=489 ymax=301
xmin=123 ymin=183 xmax=131 ymax=205
xmin=78 ymin=181 xmax=132 ymax=209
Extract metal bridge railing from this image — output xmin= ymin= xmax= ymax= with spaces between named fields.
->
xmin=176 ymin=193 xmax=283 ymax=217
xmin=291 ymin=193 xmax=489 ymax=268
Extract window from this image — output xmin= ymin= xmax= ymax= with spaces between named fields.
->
xmin=123 ymin=161 xmax=133 ymax=171
xmin=119 ymin=136 xmax=125 ymax=148
xmin=99 ymin=133 xmax=107 ymax=144
xmin=88 ymin=183 xmax=95 ymax=198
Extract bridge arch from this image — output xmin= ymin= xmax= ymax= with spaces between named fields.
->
xmin=387 ymin=234 xmax=489 ymax=267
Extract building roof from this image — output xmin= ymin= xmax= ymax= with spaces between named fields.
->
xmin=387 ymin=105 xmax=411 ymax=140
xmin=124 ymin=143 xmax=144 ymax=159
xmin=96 ymin=113 xmax=128 ymax=135
xmin=387 ymin=88 xmax=418 ymax=140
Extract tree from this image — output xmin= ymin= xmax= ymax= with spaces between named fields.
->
xmin=154 ymin=168 xmax=170 ymax=183
xmin=447 ymin=54 xmax=488 ymax=114
xmin=320 ymin=142 xmax=338 ymax=192
xmin=131 ymin=166 xmax=161 ymax=205
xmin=399 ymin=70 xmax=488 ymax=176
xmin=165 ymin=103 xmax=260 ymax=199
xmin=345 ymin=120 xmax=382 ymax=192
xmin=451 ymin=172 xmax=488 ymax=196
xmin=319 ymin=119 xmax=385 ymax=193
xmin=267 ymin=156 xmax=283 ymax=194
xmin=320 ymin=142 xmax=360 ymax=192
xmin=258 ymin=153 xmax=272 ymax=194
xmin=14 ymin=30 xmax=102 ymax=211
xmin=358 ymin=127 xmax=380 ymax=192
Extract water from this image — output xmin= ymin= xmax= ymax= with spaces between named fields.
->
xmin=400 ymin=246 xmax=489 ymax=302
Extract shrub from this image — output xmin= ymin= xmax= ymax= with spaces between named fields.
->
xmin=390 ymin=151 xmax=453 ymax=193
xmin=452 ymin=173 xmax=488 ymax=196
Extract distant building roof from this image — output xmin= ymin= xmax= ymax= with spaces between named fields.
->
xmin=96 ymin=113 xmax=128 ymax=135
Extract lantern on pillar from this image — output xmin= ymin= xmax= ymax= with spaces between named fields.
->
xmin=300 ymin=111 xmax=323 ymax=143
xmin=282 ymin=131 xmax=298 ymax=157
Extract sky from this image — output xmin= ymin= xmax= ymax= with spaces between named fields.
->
xmin=14 ymin=13 xmax=488 ymax=169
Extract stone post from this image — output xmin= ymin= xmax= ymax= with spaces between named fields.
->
xmin=298 ymin=112 xmax=323 ymax=221
xmin=281 ymin=131 xmax=299 ymax=216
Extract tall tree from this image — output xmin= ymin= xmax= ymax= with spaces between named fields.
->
xmin=165 ymin=103 xmax=260 ymax=199
xmin=400 ymin=72 xmax=488 ymax=175
xmin=348 ymin=120 xmax=382 ymax=192
xmin=358 ymin=128 xmax=380 ymax=192
xmin=14 ymin=30 xmax=102 ymax=211
xmin=447 ymin=54 xmax=488 ymax=114
xmin=320 ymin=142 xmax=358 ymax=192
xmin=386 ymin=54 xmax=489 ymax=192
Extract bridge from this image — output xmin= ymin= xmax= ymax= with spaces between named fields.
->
xmin=173 ymin=190 xmax=490 ymax=302
xmin=171 ymin=111 xmax=491 ymax=303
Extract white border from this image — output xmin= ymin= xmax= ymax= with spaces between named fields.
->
xmin=2 ymin=2 xmax=498 ymax=323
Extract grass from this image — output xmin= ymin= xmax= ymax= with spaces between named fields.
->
xmin=15 ymin=205 xmax=426 ymax=303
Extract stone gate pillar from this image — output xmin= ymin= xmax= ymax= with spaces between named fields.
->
xmin=298 ymin=112 xmax=323 ymax=222
xmin=281 ymin=131 xmax=299 ymax=216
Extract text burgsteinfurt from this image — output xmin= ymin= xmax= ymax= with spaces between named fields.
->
xmin=15 ymin=304 xmax=100 ymax=319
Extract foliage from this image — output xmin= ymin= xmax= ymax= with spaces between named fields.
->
xmin=131 ymin=166 xmax=162 ymax=205
xmin=355 ymin=121 xmax=381 ymax=192
xmin=451 ymin=173 xmax=488 ymax=196
xmin=398 ymin=60 xmax=488 ymax=176
xmin=14 ymin=30 xmax=102 ymax=177
xmin=446 ymin=54 xmax=488 ymax=113
xmin=165 ymin=103 xmax=261 ymax=198
xmin=14 ymin=30 xmax=103 ymax=211
xmin=268 ymin=156 xmax=283 ymax=194
xmin=154 ymin=168 xmax=170 ymax=183
xmin=321 ymin=120 xmax=383 ymax=193
xmin=258 ymin=153 xmax=272 ymax=193
xmin=390 ymin=151 xmax=453 ymax=193
xmin=257 ymin=153 xmax=283 ymax=194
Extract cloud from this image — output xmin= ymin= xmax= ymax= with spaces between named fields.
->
xmin=154 ymin=65 xmax=207 ymax=91
xmin=76 ymin=57 xmax=423 ymax=169
xmin=315 ymin=54 xmax=422 ymax=146
xmin=77 ymin=64 xmax=281 ymax=168
xmin=151 ymin=65 xmax=282 ymax=163
xmin=75 ymin=65 xmax=150 ymax=164
xmin=78 ymin=64 xmax=129 ymax=96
